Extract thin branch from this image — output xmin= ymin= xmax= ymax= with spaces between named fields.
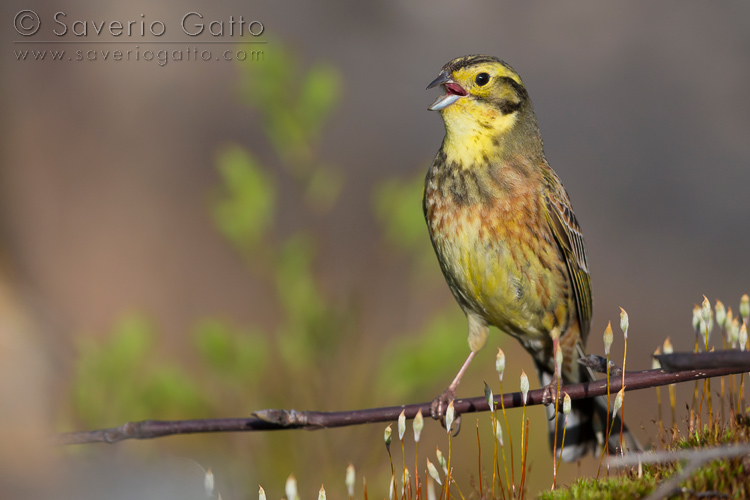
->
xmin=611 ymin=443 xmax=750 ymax=467
xmin=655 ymin=351 xmax=750 ymax=372
xmin=56 ymin=361 xmax=749 ymax=446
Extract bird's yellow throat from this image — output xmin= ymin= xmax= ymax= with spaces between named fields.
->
xmin=440 ymin=101 xmax=520 ymax=167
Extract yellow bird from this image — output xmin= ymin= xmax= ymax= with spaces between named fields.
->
xmin=423 ymin=55 xmax=636 ymax=459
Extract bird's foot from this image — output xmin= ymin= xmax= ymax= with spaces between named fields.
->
xmin=541 ymin=375 xmax=561 ymax=406
xmin=430 ymin=387 xmax=456 ymax=419
xmin=430 ymin=387 xmax=462 ymax=435
xmin=578 ymin=354 xmax=622 ymax=376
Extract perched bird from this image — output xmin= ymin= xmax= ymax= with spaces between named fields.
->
xmin=423 ymin=55 xmax=636 ymax=460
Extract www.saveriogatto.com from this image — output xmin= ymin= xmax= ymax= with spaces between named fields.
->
xmin=12 ymin=10 xmax=267 ymax=67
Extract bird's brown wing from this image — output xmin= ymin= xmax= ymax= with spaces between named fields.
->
xmin=540 ymin=168 xmax=593 ymax=343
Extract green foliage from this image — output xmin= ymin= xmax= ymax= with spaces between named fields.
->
xmin=373 ymin=175 xmax=426 ymax=252
xmin=298 ymin=65 xmax=341 ymax=136
xmin=239 ymin=46 xmax=340 ymax=146
xmin=274 ymin=234 xmax=349 ymax=371
xmin=217 ymin=46 xmax=350 ymax=375
xmin=372 ymin=171 xmax=476 ymax=401
xmin=377 ymin=310 xmax=467 ymax=400
xmin=237 ymin=43 xmax=343 ymax=210
xmin=305 ymin=165 xmax=344 ymax=211
xmin=372 ymin=173 xmax=441 ymax=278
xmin=212 ymin=145 xmax=275 ymax=250
xmin=71 ymin=314 xmax=206 ymax=426
xmin=67 ymin=41 xmax=470 ymax=498
xmin=539 ymin=475 xmax=660 ymax=500
xmin=274 ymin=234 xmax=324 ymax=326
xmin=69 ymin=44 xmax=352 ymax=434
xmin=193 ymin=318 xmax=269 ymax=384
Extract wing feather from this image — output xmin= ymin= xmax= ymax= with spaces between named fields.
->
xmin=541 ymin=170 xmax=593 ymax=342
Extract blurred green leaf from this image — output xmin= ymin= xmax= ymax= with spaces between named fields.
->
xmin=71 ymin=314 xmax=206 ymax=426
xmin=273 ymin=234 xmax=347 ymax=369
xmin=237 ymin=44 xmax=340 ymax=182
xmin=373 ymin=174 xmax=427 ymax=252
xmin=140 ymin=365 xmax=206 ymax=419
xmin=373 ymin=173 xmax=443 ymax=281
xmin=275 ymin=234 xmax=322 ymax=369
xmin=64 ymin=42 xmax=475 ymax=497
xmin=298 ymin=64 xmax=342 ymax=136
xmin=194 ymin=319 xmax=234 ymax=370
xmin=376 ymin=310 xmax=468 ymax=400
xmin=239 ymin=43 xmax=293 ymax=110
xmin=274 ymin=234 xmax=324 ymax=326
xmin=212 ymin=145 xmax=275 ymax=251
xmin=305 ymin=166 xmax=343 ymax=210
xmin=193 ymin=318 xmax=269 ymax=383
xmin=268 ymin=111 xmax=310 ymax=167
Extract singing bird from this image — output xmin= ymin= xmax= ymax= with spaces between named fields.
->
xmin=423 ymin=55 xmax=636 ymax=460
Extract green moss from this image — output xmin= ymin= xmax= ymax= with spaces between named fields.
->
xmin=540 ymin=418 xmax=750 ymax=499
xmin=539 ymin=475 xmax=658 ymax=500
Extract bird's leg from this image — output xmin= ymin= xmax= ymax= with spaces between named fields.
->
xmin=541 ymin=374 xmax=561 ymax=406
xmin=431 ymin=350 xmax=476 ymax=419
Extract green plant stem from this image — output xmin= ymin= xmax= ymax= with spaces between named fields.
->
xmin=445 ymin=435 xmax=452 ymax=500
xmin=620 ymin=336 xmax=627 ymax=454
xmin=656 ymin=385 xmax=664 ymax=443
xmin=604 ymin=407 xmax=619 ymax=460
xmin=388 ymin=448 xmax=395 ymax=484
xmin=596 ymin=353 xmax=611 ymax=478
xmin=475 ymin=419 xmax=482 ymax=499
xmin=721 ymin=334 xmax=727 ymax=419
xmin=496 ymin=407 xmax=509 ymax=500
xmin=499 ymin=381 xmax=515 ymax=497
xmin=739 ymin=373 xmax=745 ymax=414
xmin=551 ymin=375 xmax=561 ymax=489
xmin=414 ymin=442 xmax=418 ymax=500
xmin=552 ymin=414 xmax=568 ymax=489
xmin=692 ymin=335 xmax=699 ymax=433
xmin=491 ymin=409 xmax=506 ymax=500
xmin=519 ymin=403 xmax=526 ymax=498
xmin=491 ymin=411 xmax=497 ymax=500
xmin=551 ymin=338 xmax=561 ymax=489
xmin=668 ymin=384 xmax=677 ymax=429
xmin=519 ymin=418 xmax=529 ymax=500
xmin=401 ymin=439 xmax=406 ymax=500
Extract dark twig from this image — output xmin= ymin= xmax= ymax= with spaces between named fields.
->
xmin=55 ymin=359 xmax=750 ymax=446
xmin=655 ymin=351 xmax=750 ymax=372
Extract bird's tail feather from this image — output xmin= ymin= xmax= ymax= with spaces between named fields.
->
xmin=537 ymin=357 xmax=642 ymax=462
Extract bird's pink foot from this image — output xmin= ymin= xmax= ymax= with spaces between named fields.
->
xmin=430 ymin=387 xmax=462 ymax=435
xmin=541 ymin=374 xmax=561 ymax=406
xmin=430 ymin=386 xmax=456 ymax=420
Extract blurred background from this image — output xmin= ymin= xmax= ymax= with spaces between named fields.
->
xmin=2 ymin=1 xmax=749 ymax=498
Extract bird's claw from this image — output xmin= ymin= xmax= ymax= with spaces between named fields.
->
xmin=541 ymin=375 xmax=561 ymax=406
xmin=578 ymin=354 xmax=622 ymax=376
xmin=430 ymin=387 xmax=462 ymax=435
xmin=448 ymin=415 xmax=462 ymax=436
xmin=430 ymin=387 xmax=456 ymax=420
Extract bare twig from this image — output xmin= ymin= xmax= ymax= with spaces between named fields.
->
xmin=55 ymin=360 xmax=750 ymax=446
xmin=655 ymin=351 xmax=750 ymax=372
xmin=611 ymin=443 xmax=750 ymax=467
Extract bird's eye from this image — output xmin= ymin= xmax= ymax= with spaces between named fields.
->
xmin=475 ymin=72 xmax=490 ymax=86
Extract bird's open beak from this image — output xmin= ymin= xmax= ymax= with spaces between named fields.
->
xmin=427 ymin=70 xmax=467 ymax=111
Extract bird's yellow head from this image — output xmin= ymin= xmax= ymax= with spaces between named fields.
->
xmin=428 ymin=55 xmax=542 ymax=163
